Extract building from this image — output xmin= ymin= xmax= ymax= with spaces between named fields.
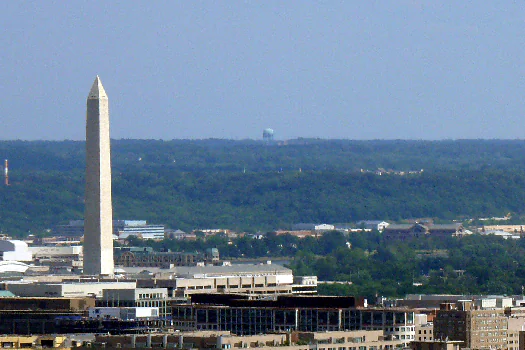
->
xmin=166 ymin=230 xmax=197 ymax=240
xmin=292 ymin=223 xmax=335 ymax=231
xmin=4 ymin=281 xmax=136 ymax=298
xmin=482 ymin=225 xmax=525 ymax=235
xmin=0 ymin=240 xmax=32 ymax=262
xmin=481 ymin=230 xmax=520 ymax=240
xmin=504 ymin=307 xmax=525 ymax=350
xmin=411 ymin=340 xmax=462 ymax=350
xmin=53 ymin=220 xmax=85 ymax=237
xmin=393 ymin=294 xmax=513 ymax=309
xmin=0 ymin=335 xmax=81 ymax=349
xmin=98 ymin=287 xmax=170 ymax=324
xmin=114 ymin=220 xmax=165 ymax=240
xmin=416 ymin=322 xmax=434 ymax=342
xmin=88 ymin=306 xmax=160 ymax=321
xmin=83 ymin=76 xmax=114 ymax=276
xmin=114 ymin=247 xmax=211 ymax=268
xmin=275 ymin=230 xmax=320 ymax=239
xmin=383 ymin=223 xmax=464 ymax=241
xmin=0 ymin=297 xmax=94 ymax=335
xmin=132 ymin=263 xmax=317 ymax=298
xmin=92 ymin=329 xmax=406 ymax=349
xmin=0 ymin=261 xmax=30 ymax=275
xmin=55 ymin=219 xmax=165 ymax=240
xmin=356 ymin=220 xmax=390 ymax=232
xmin=172 ymin=294 xmax=416 ymax=345
xmin=433 ymin=301 xmax=508 ymax=349
xmin=29 ymin=245 xmax=83 ymax=272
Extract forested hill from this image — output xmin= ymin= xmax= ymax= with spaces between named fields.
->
xmin=1 ymin=139 xmax=525 ymax=235
xmin=3 ymin=138 xmax=525 ymax=172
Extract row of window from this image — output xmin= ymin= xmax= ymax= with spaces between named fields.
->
xmin=138 ymin=293 xmax=164 ymax=299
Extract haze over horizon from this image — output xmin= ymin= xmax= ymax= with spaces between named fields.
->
xmin=1 ymin=2 xmax=524 ymax=141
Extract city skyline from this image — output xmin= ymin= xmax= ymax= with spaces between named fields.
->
xmin=1 ymin=2 xmax=525 ymax=141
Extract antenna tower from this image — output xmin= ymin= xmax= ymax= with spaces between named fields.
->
xmin=4 ymin=160 xmax=8 ymax=186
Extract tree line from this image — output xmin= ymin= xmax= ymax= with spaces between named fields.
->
xmin=1 ymin=139 xmax=525 ymax=235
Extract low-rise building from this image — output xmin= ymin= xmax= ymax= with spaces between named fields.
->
xmin=114 ymin=247 xmax=208 ymax=268
xmin=88 ymin=306 xmax=160 ymax=321
xmin=131 ymin=263 xmax=316 ymax=297
xmin=292 ymin=223 xmax=335 ymax=231
xmin=0 ymin=297 xmax=94 ymax=335
xmin=0 ymin=240 xmax=32 ymax=262
xmin=5 ymin=281 xmax=136 ymax=298
xmin=275 ymin=230 xmax=320 ymax=238
xmin=410 ymin=339 xmax=462 ymax=350
xmin=356 ymin=220 xmax=390 ymax=232
xmin=481 ymin=230 xmax=520 ymax=239
xmin=54 ymin=219 xmax=165 ymax=240
xmin=383 ymin=223 xmax=464 ymax=241
xmin=91 ymin=329 xmax=406 ymax=349
xmin=482 ymin=225 xmax=525 ymax=235
xmin=29 ymin=245 xmax=83 ymax=272
xmin=0 ymin=335 xmax=73 ymax=349
xmin=98 ymin=287 xmax=170 ymax=325
xmin=172 ymin=294 xmax=416 ymax=345
xmin=416 ymin=322 xmax=434 ymax=342
xmin=115 ymin=220 xmax=165 ymax=240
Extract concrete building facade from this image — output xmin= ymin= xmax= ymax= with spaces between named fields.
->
xmin=433 ymin=302 xmax=508 ymax=350
xmin=99 ymin=287 xmax=170 ymax=324
xmin=5 ymin=281 xmax=136 ymax=298
xmin=92 ymin=329 xmax=406 ymax=349
xmin=132 ymin=263 xmax=317 ymax=297
xmin=172 ymin=294 xmax=416 ymax=345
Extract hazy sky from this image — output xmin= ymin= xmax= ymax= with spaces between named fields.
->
xmin=1 ymin=1 xmax=525 ymax=140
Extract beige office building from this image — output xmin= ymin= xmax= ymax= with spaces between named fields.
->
xmin=434 ymin=302 xmax=508 ymax=350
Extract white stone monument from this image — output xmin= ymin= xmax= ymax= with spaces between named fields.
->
xmin=83 ymin=76 xmax=114 ymax=276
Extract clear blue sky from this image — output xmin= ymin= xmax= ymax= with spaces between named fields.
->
xmin=1 ymin=1 xmax=524 ymax=140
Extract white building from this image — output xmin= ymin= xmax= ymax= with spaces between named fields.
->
xmin=115 ymin=221 xmax=165 ymax=240
xmin=292 ymin=223 xmax=335 ymax=231
xmin=0 ymin=261 xmax=30 ymax=274
xmin=0 ymin=240 xmax=32 ymax=262
xmin=481 ymin=230 xmax=520 ymax=240
xmin=128 ymin=263 xmax=317 ymax=297
xmin=356 ymin=220 xmax=390 ymax=232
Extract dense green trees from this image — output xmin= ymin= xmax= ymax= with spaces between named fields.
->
xmin=2 ymin=168 xmax=525 ymax=235
xmin=6 ymin=139 xmax=525 ymax=173
xmin=2 ymin=139 xmax=525 ymax=235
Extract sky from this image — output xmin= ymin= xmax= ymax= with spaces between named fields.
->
xmin=1 ymin=1 xmax=525 ymax=140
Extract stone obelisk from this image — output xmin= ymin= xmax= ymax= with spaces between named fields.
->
xmin=83 ymin=76 xmax=114 ymax=276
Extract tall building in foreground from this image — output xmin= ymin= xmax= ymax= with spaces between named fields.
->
xmin=83 ymin=76 xmax=114 ymax=275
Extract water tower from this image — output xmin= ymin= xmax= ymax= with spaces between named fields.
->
xmin=263 ymin=128 xmax=274 ymax=143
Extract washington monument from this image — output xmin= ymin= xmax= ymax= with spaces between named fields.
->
xmin=83 ymin=76 xmax=114 ymax=276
